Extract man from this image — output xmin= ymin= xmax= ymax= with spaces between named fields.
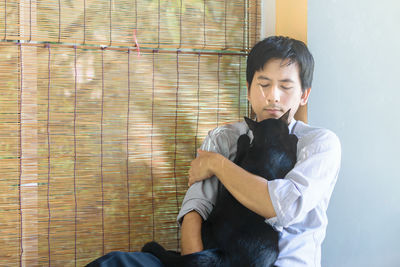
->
xmin=178 ymin=36 xmax=341 ymax=267
xmin=87 ymin=36 xmax=341 ymax=267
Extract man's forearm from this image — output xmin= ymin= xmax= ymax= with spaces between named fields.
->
xmin=180 ymin=211 xmax=203 ymax=255
xmin=211 ymin=153 xmax=277 ymax=219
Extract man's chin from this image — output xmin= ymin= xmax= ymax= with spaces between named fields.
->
xmin=256 ymin=111 xmax=282 ymax=121
xmin=256 ymin=115 xmax=279 ymax=122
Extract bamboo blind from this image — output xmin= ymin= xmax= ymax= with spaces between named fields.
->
xmin=0 ymin=0 xmax=261 ymax=266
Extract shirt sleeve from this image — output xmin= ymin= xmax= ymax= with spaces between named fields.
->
xmin=176 ymin=127 xmax=235 ymax=226
xmin=266 ymin=129 xmax=341 ymax=228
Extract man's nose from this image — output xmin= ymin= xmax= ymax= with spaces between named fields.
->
xmin=265 ymin=86 xmax=280 ymax=103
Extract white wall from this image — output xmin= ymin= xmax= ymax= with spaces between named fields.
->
xmin=308 ymin=0 xmax=400 ymax=266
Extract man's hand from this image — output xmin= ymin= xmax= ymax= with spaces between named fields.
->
xmin=188 ymin=149 xmax=223 ymax=186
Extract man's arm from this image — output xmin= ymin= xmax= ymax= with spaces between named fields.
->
xmin=180 ymin=211 xmax=204 ymax=255
xmin=189 ymin=150 xmax=277 ymax=219
xmin=178 ymin=123 xmax=247 ymax=255
xmin=189 ymin=129 xmax=342 ymax=227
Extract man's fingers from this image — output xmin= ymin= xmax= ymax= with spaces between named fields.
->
xmin=188 ymin=168 xmax=194 ymax=187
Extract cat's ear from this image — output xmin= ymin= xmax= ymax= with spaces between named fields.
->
xmin=244 ymin=117 xmax=257 ymax=131
xmin=279 ymin=109 xmax=291 ymax=125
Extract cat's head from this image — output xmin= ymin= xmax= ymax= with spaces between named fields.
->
xmin=244 ymin=109 xmax=291 ymax=146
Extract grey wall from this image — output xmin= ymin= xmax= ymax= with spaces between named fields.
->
xmin=308 ymin=1 xmax=400 ymax=266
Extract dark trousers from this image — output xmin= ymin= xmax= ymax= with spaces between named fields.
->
xmin=86 ymin=251 xmax=279 ymax=267
xmin=86 ymin=251 xmax=164 ymax=267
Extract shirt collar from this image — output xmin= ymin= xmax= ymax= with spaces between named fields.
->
xmin=288 ymin=119 xmax=297 ymax=134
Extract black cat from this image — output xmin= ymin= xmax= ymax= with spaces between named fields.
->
xmin=142 ymin=110 xmax=298 ymax=267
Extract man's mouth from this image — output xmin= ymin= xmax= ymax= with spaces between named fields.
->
xmin=264 ymin=108 xmax=282 ymax=115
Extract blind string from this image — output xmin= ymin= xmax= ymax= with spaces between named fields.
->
xmin=73 ymin=45 xmax=78 ymax=267
xmin=18 ymin=42 xmax=23 ymax=267
xmin=46 ymin=43 xmax=52 ymax=266
xmin=217 ymin=53 xmax=221 ymax=127
xmin=179 ymin=0 xmax=183 ymax=48
xmin=58 ymin=0 xmax=61 ymax=42
xmin=126 ymin=49 xmax=132 ymax=251
xmin=100 ymin=47 xmax=105 ymax=255
xmin=133 ymin=30 xmax=140 ymax=56
xmin=3 ymin=0 xmax=6 ymax=40
xmin=242 ymin=0 xmax=246 ymax=50
xmin=28 ymin=0 xmax=32 ymax=42
xmin=157 ymin=0 xmax=160 ymax=48
xmin=83 ymin=0 xmax=86 ymax=44
xmin=238 ymin=56 xmax=241 ymax=121
xmin=224 ymin=0 xmax=227 ymax=49
xmin=135 ymin=0 xmax=138 ymax=30
xmin=203 ymin=0 xmax=206 ymax=48
xmin=194 ymin=53 xmax=200 ymax=157
xmin=109 ymin=0 xmax=112 ymax=46
xmin=17 ymin=0 xmax=20 ymax=40
xmin=174 ymin=51 xmax=180 ymax=248
xmin=151 ymin=50 xmax=156 ymax=240
xmin=2 ymin=41 xmax=246 ymax=56
xmin=133 ymin=1 xmax=139 ymax=55
xmin=247 ymin=0 xmax=250 ymax=50
xmin=254 ymin=0 xmax=258 ymax=44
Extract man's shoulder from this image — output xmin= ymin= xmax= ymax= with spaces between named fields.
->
xmin=202 ymin=121 xmax=248 ymax=159
xmin=207 ymin=121 xmax=248 ymax=139
xmin=294 ymin=121 xmax=340 ymax=149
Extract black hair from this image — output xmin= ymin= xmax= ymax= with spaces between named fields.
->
xmin=246 ymin=36 xmax=314 ymax=92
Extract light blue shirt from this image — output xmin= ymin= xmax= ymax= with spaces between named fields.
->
xmin=177 ymin=119 xmax=341 ymax=267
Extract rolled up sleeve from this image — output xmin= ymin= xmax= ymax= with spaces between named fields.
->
xmin=176 ymin=126 xmax=239 ymax=226
xmin=267 ymin=129 xmax=341 ymax=229
xmin=176 ymin=175 xmax=219 ymax=226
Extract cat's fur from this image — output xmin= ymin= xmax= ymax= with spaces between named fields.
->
xmin=142 ymin=110 xmax=298 ymax=267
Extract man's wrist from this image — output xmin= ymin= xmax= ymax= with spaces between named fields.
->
xmin=209 ymin=152 xmax=224 ymax=175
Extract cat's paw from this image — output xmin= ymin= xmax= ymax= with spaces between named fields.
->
xmin=142 ymin=241 xmax=165 ymax=254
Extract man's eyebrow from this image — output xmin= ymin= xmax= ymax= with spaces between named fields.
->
xmin=257 ymin=76 xmax=295 ymax=83
xmin=256 ymin=75 xmax=271 ymax=81
xmin=279 ymin=78 xmax=295 ymax=83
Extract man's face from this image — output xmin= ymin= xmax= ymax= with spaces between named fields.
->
xmin=247 ymin=58 xmax=311 ymax=123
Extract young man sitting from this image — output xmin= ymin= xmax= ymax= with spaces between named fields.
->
xmin=87 ymin=36 xmax=341 ymax=267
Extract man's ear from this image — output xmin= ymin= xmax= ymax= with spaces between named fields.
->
xmin=246 ymin=82 xmax=250 ymax=101
xmin=244 ymin=117 xmax=256 ymax=131
xmin=279 ymin=109 xmax=290 ymax=125
xmin=300 ymin=88 xmax=311 ymax=106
